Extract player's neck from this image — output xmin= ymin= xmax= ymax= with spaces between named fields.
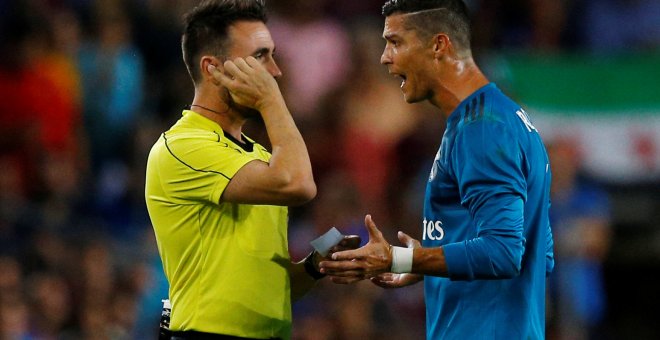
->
xmin=430 ymin=59 xmax=489 ymax=118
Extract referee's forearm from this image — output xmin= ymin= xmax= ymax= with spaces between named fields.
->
xmin=260 ymin=97 xmax=316 ymax=203
xmin=289 ymin=260 xmax=318 ymax=301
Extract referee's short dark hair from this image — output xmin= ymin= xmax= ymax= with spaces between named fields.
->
xmin=382 ymin=0 xmax=472 ymax=54
xmin=182 ymin=0 xmax=267 ymax=84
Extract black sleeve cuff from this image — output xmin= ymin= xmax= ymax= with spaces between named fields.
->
xmin=303 ymin=251 xmax=326 ymax=280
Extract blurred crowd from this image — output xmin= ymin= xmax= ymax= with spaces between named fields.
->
xmin=0 ymin=0 xmax=658 ymax=339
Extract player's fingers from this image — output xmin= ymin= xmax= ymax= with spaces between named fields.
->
xmin=397 ymin=231 xmax=420 ymax=248
xmin=375 ymin=272 xmax=395 ymax=282
xmin=364 ymin=214 xmax=384 ymax=241
xmin=370 ymin=276 xmax=397 ymax=289
xmin=329 ymin=275 xmax=364 ymax=285
xmin=323 ymin=269 xmax=364 ymax=278
xmin=329 ymin=248 xmax=364 ymax=261
xmin=319 ymin=259 xmax=363 ymax=272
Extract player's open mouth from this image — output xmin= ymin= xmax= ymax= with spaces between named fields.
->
xmin=397 ymin=74 xmax=407 ymax=88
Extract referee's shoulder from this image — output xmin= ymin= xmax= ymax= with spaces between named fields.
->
xmin=164 ymin=126 xmax=224 ymax=145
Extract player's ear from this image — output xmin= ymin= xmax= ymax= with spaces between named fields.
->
xmin=432 ymin=33 xmax=451 ymax=59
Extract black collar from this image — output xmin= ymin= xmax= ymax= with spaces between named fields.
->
xmin=223 ymin=131 xmax=254 ymax=152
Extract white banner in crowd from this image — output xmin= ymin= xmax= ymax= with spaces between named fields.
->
xmin=532 ymin=109 xmax=660 ymax=183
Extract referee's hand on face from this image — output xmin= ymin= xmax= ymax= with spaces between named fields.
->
xmin=208 ymin=57 xmax=284 ymax=112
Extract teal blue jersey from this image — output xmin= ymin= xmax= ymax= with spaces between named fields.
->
xmin=422 ymin=83 xmax=554 ymax=339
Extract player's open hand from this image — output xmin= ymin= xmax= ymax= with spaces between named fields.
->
xmin=370 ymin=227 xmax=423 ymax=288
xmin=319 ymin=215 xmax=392 ymax=284
xmin=370 ymin=272 xmax=423 ymax=289
xmin=207 ymin=57 xmax=283 ymax=111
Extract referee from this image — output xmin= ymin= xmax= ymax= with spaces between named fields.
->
xmin=145 ymin=1 xmax=355 ymax=339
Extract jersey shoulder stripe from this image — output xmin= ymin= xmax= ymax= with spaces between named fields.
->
xmin=162 ymin=132 xmax=231 ymax=180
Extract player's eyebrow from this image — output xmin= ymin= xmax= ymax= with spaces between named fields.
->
xmin=383 ymin=33 xmax=399 ymax=40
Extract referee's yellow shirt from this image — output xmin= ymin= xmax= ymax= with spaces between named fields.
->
xmin=145 ymin=110 xmax=291 ymax=339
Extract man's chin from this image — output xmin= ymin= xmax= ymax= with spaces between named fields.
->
xmin=237 ymin=107 xmax=261 ymax=119
xmin=402 ymin=93 xmax=419 ymax=104
xmin=230 ymin=102 xmax=261 ymax=119
xmin=401 ymin=88 xmax=428 ymax=104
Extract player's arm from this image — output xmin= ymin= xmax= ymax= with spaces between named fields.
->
xmin=320 ymin=215 xmax=433 ymax=285
xmin=320 ymin=201 xmax=522 ymax=283
xmin=545 ymin=200 xmax=555 ymax=277
xmin=439 ymin=122 xmax=527 ymax=280
xmin=322 ymin=122 xmax=527 ymax=282
xmin=208 ymin=58 xmax=316 ymax=206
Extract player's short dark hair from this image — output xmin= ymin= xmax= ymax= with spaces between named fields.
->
xmin=182 ymin=0 xmax=267 ymax=84
xmin=382 ymin=0 xmax=471 ymax=53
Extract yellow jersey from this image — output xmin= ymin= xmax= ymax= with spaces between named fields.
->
xmin=145 ymin=110 xmax=291 ymax=339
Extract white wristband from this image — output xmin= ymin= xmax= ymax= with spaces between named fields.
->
xmin=390 ymin=246 xmax=414 ymax=273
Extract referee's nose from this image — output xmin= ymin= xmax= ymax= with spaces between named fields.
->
xmin=267 ymin=59 xmax=282 ymax=79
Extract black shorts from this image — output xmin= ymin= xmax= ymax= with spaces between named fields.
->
xmin=170 ymin=330 xmax=280 ymax=340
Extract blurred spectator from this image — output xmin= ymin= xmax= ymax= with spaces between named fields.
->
xmin=26 ymin=271 xmax=74 ymax=339
xmin=331 ymin=20 xmax=420 ymax=220
xmin=324 ymin=0 xmax=383 ymax=20
xmin=77 ymin=1 xmax=146 ymax=237
xmin=269 ymin=0 xmax=351 ymax=122
xmin=0 ymin=0 xmax=83 ymax=199
xmin=0 ymin=156 xmax=35 ymax=255
xmin=547 ymin=137 xmax=613 ymax=340
xmin=132 ymin=0 xmax=196 ymax=120
xmin=582 ymin=0 xmax=660 ymax=52
xmin=78 ymin=1 xmax=144 ymax=171
xmin=0 ymin=292 xmax=31 ymax=340
xmin=529 ymin=0 xmax=567 ymax=51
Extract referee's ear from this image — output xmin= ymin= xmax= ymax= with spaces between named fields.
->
xmin=200 ymin=55 xmax=224 ymax=85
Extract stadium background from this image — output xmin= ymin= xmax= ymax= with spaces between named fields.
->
xmin=0 ymin=0 xmax=658 ymax=339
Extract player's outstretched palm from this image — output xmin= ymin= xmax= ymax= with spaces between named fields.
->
xmin=370 ymin=272 xmax=423 ymax=288
xmin=320 ymin=215 xmax=392 ymax=284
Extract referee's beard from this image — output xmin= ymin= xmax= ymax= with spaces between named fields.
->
xmin=225 ymin=89 xmax=261 ymax=120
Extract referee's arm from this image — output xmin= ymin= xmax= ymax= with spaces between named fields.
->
xmin=214 ymin=59 xmax=317 ymax=206
xmin=291 ymin=236 xmax=362 ymax=301
xmin=290 ymin=251 xmax=323 ymax=301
